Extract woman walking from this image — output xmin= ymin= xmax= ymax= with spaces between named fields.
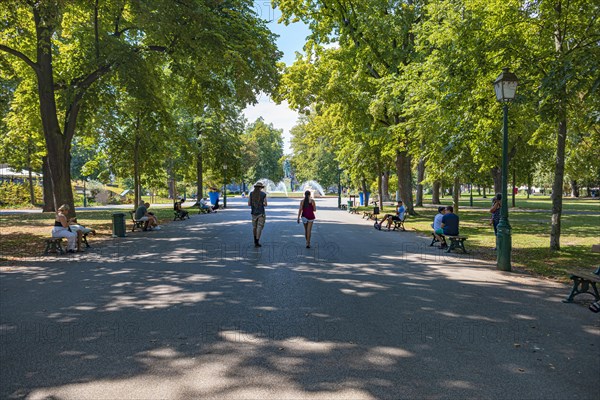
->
xmin=490 ymin=194 xmax=502 ymax=250
xmin=297 ymin=190 xmax=316 ymax=248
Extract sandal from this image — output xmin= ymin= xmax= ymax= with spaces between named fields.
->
xmin=589 ymin=301 xmax=600 ymax=313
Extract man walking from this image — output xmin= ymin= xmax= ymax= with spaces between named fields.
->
xmin=249 ymin=182 xmax=267 ymax=247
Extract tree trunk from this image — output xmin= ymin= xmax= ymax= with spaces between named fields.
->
xmin=570 ymin=180 xmax=579 ymax=198
xmin=527 ymin=174 xmax=532 ymax=199
xmin=483 ymin=186 xmax=486 ymax=199
xmin=551 ymin=118 xmax=567 ymax=250
xmin=381 ymin=171 xmax=390 ymax=202
xmin=377 ymin=171 xmax=383 ymax=210
xmin=477 ymin=186 xmax=481 ymax=196
xmin=33 ymin=12 xmax=76 ymax=217
xmin=512 ymin=169 xmax=516 ymax=208
xmin=415 ymin=157 xmax=425 ymax=207
xmin=42 ymin=156 xmax=54 ymax=211
xmin=133 ymin=119 xmax=140 ymax=208
xmin=196 ymin=134 xmax=203 ymax=200
xmin=167 ymin=163 xmax=176 ymax=200
xmin=395 ymin=150 xmax=414 ymax=215
xmin=361 ymin=179 xmax=368 ymax=203
xmin=432 ymin=181 xmax=440 ymax=204
xmin=452 ymin=176 xmax=460 ymax=214
xmin=26 ymin=143 xmax=35 ymax=206
xmin=491 ymin=166 xmax=502 ymax=194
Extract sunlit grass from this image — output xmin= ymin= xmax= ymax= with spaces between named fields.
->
xmin=358 ymin=196 xmax=599 ymax=281
xmin=0 ymin=207 xmax=176 ymax=260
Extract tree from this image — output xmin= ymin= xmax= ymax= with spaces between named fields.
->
xmin=290 ymin=115 xmax=340 ymax=189
xmin=242 ymin=118 xmax=284 ymax=184
xmin=275 ymin=0 xmax=427 ymax=214
xmin=0 ymin=0 xmax=281 ymax=215
xmin=519 ymin=0 xmax=599 ymax=249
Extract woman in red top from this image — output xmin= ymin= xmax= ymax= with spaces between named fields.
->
xmin=297 ymin=190 xmax=317 ymax=248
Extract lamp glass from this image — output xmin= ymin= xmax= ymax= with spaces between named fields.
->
xmin=494 ymin=69 xmax=519 ymax=101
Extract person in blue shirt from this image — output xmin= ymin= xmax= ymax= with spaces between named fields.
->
xmin=441 ymin=205 xmax=459 ymax=233
xmin=381 ymin=200 xmax=406 ymax=230
xmin=434 ymin=205 xmax=459 ymax=249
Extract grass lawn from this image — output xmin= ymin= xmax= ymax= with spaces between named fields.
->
xmin=359 ymin=195 xmax=599 ymax=281
xmin=0 ymin=206 xmax=176 ymax=260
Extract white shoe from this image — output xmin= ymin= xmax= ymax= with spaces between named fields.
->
xmin=154 ymin=226 xmax=161 ymax=230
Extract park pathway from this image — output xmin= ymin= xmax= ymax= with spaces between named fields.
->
xmin=1 ymin=198 xmax=598 ymax=399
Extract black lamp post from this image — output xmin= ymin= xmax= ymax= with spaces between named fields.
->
xmin=337 ymin=167 xmax=342 ymax=209
xmin=223 ymin=164 xmax=227 ymax=209
xmin=493 ymin=68 xmax=519 ymax=272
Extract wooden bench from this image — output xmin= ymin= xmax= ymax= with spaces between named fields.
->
xmin=129 ymin=211 xmax=147 ymax=232
xmin=173 ymin=202 xmax=190 ymax=221
xmin=44 ymin=238 xmax=64 ymax=255
xmin=349 ymin=207 xmax=359 ymax=214
xmin=362 ymin=211 xmax=373 ymax=220
xmin=430 ymin=232 xmax=442 ymax=246
xmin=198 ymin=206 xmax=211 ymax=214
xmin=340 ymin=204 xmax=347 ymax=210
xmin=445 ymin=235 xmax=468 ymax=253
xmin=81 ymin=232 xmax=91 ymax=248
xmin=563 ymin=245 xmax=600 ymax=303
xmin=174 ymin=210 xmax=189 ymax=220
xmin=392 ymin=215 xmax=408 ymax=231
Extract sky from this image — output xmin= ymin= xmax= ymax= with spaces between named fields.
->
xmin=242 ymin=2 xmax=312 ymax=155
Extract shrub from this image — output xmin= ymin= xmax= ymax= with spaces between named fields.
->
xmin=0 ymin=181 xmax=43 ymax=207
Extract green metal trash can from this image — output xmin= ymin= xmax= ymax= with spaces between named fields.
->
xmin=112 ymin=213 xmax=126 ymax=237
xmin=347 ymin=200 xmax=353 ymax=212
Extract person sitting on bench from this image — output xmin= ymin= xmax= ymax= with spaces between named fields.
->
xmin=174 ymin=200 xmax=189 ymax=219
xmin=52 ymin=204 xmax=80 ymax=253
xmin=435 ymin=205 xmax=459 ymax=249
xmin=199 ymin=197 xmax=216 ymax=213
xmin=135 ymin=201 xmax=160 ymax=230
xmin=381 ymin=201 xmax=406 ymax=231
xmin=431 ymin=206 xmax=447 ymax=247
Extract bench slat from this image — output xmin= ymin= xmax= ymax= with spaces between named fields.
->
xmin=567 ymin=271 xmax=600 ymax=282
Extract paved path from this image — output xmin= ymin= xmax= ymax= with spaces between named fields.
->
xmin=1 ymin=198 xmax=598 ymax=399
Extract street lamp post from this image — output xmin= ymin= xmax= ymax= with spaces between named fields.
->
xmin=337 ymin=167 xmax=342 ymax=209
xmin=493 ymin=68 xmax=519 ymax=272
xmin=223 ymin=164 xmax=228 ymax=209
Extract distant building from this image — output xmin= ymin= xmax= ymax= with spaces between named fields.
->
xmin=0 ymin=164 xmax=43 ymax=184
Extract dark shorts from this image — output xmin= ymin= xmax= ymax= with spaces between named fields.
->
xmin=391 ymin=216 xmax=401 ymax=221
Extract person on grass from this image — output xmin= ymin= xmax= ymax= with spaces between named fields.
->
xmin=297 ymin=190 xmax=316 ymax=248
xmin=248 ymin=181 xmax=267 ymax=247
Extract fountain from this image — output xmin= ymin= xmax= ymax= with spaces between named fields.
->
xmin=300 ymin=180 xmax=325 ymax=197
xmin=256 ymin=178 xmax=288 ymax=196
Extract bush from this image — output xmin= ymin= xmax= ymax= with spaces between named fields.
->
xmin=0 ymin=181 xmax=43 ymax=207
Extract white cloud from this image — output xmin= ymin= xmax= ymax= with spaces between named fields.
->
xmin=243 ymin=94 xmax=300 ymax=155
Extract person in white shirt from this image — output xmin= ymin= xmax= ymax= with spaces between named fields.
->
xmin=199 ymin=197 xmax=215 ymax=213
xmin=432 ymin=206 xmax=447 ymax=248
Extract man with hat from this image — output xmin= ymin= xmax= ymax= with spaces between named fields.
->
xmin=248 ymin=181 xmax=268 ymax=247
